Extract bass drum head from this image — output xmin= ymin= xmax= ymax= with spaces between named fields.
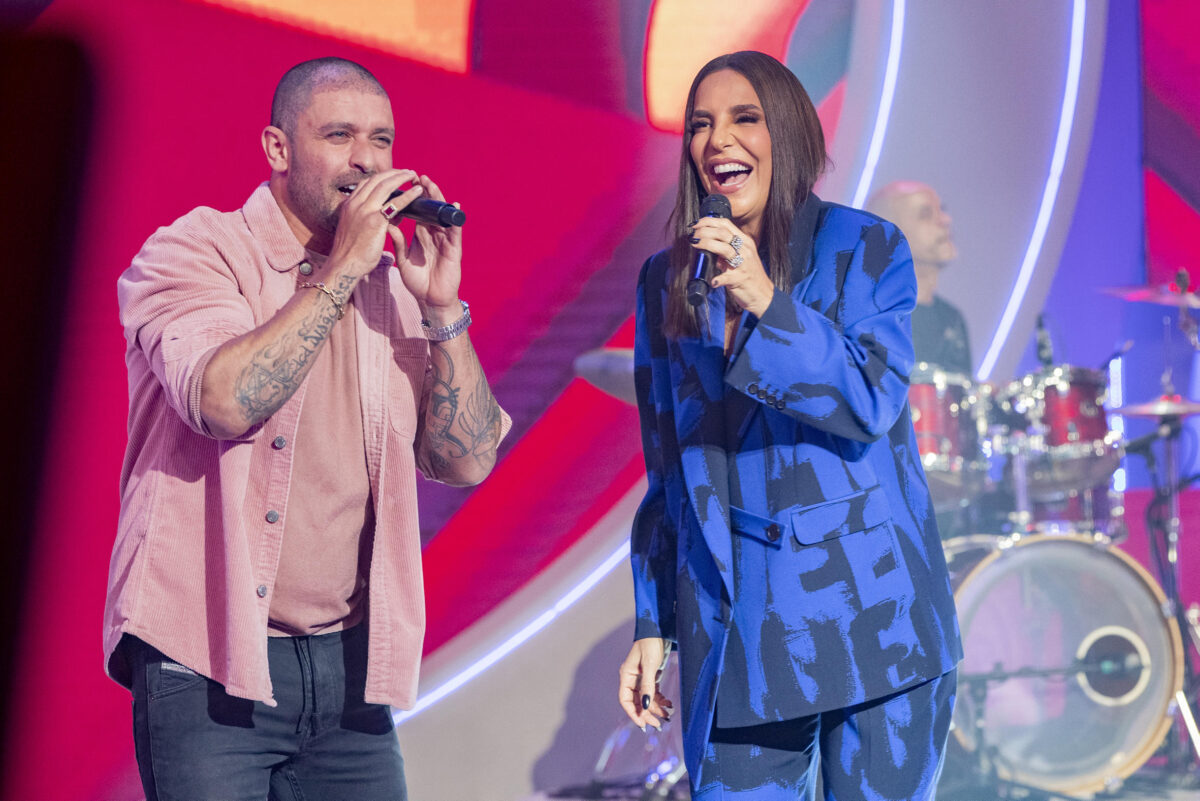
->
xmin=949 ymin=534 xmax=1183 ymax=795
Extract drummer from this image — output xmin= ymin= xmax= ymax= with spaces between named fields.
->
xmin=867 ymin=181 xmax=971 ymax=374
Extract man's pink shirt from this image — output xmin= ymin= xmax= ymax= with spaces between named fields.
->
xmin=105 ymin=183 xmax=507 ymax=708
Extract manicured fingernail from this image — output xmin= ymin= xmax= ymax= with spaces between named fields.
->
xmin=652 ymin=722 xmax=662 ymax=731
xmin=690 ymin=237 xmax=699 ymax=244
xmin=688 ymin=219 xmax=698 ymax=227
xmin=639 ymin=724 xmax=646 ymax=733
xmin=641 ymin=694 xmax=651 ymax=710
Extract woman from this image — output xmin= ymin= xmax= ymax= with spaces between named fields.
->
xmin=617 ymin=52 xmax=962 ymax=800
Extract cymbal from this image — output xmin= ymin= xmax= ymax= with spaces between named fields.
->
xmin=1112 ymin=396 xmax=1200 ymax=418
xmin=573 ymin=347 xmax=635 ymax=405
xmin=1100 ymin=284 xmax=1200 ymax=308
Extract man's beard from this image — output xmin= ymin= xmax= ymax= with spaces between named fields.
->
xmin=286 ymin=176 xmax=340 ymax=239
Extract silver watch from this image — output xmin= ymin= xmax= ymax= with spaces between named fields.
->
xmin=421 ymin=300 xmax=471 ymax=342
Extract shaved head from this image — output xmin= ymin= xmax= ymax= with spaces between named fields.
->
xmin=270 ymin=57 xmax=387 ymax=137
xmin=866 ymin=180 xmax=936 ymax=222
xmin=866 ymin=180 xmax=956 ymax=268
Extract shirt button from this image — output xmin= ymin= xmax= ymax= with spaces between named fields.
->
xmin=256 ymin=585 xmax=268 ymax=598
xmin=747 ymin=383 xmax=759 ymax=395
xmin=272 ymin=436 xmax=287 ymax=449
xmin=765 ymin=523 xmax=782 ymax=542
xmin=775 ymin=399 xmax=786 ymax=410
xmin=757 ymin=389 xmax=768 ymax=400
xmin=265 ymin=510 xmax=280 ymax=524
xmin=298 ymin=261 xmax=313 ymax=276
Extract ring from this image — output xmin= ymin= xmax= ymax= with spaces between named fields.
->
xmin=729 ymin=254 xmax=745 ymax=268
xmin=381 ymin=203 xmax=400 ymax=220
xmin=730 ymin=234 xmax=743 ymax=255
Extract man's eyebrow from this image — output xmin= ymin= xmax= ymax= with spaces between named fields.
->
xmin=315 ymin=122 xmax=395 ymax=137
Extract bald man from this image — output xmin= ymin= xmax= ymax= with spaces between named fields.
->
xmin=867 ymin=182 xmax=972 ymax=375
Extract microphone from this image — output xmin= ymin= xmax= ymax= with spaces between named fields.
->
xmin=384 ymin=191 xmax=466 ymax=227
xmin=1098 ymin=339 xmax=1133 ymax=371
xmin=1124 ymin=418 xmax=1179 ymax=456
xmin=686 ymin=194 xmax=732 ymax=307
xmin=1035 ymin=314 xmax=1055 ymax=368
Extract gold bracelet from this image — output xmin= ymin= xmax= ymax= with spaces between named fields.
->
xmin=298 ymin=281 xmax=345 ymax=320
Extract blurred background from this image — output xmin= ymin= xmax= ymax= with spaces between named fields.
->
xmin=2 ymin=1 xmax=1199 ymax=799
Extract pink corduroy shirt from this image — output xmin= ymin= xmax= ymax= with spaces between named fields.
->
xmin=105 ymin=183 xmax=500 ymax=709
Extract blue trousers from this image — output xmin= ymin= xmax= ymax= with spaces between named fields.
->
xmin=126 ymin=626 xmax=407 ymax=801
xmin=695 ymin=669 xmax=956 ymax=801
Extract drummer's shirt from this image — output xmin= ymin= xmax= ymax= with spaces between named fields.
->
xmin=913 ymin=295 xmax=972 ymax=375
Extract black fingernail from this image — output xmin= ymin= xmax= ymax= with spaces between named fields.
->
xmin=641 ymin=694 xmax=651 ymax=710
xmin=688 ymin=219 xmax=698 ymax=227
xmin=690 ymin=237 xmax=699 ymax=244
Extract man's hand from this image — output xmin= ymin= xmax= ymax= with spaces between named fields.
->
xmin=618 ymin=638 xmax=674 ymax=732
xmin=388 ymin=174 xmax=464 ymax=323
xmin=327 ymin=168 xmax=419 ymax=279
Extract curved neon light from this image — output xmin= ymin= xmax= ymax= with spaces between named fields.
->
xmin=976 ymin=0 xmax=1087 ymax=380
xmin=851 ymin=0 xmax=906 ymax=208
xmin=395 ymin=540 xmax=631 ymax=725
xmin=395 ymin=0 xmax=910 ymax=726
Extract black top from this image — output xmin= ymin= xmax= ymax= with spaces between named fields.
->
xmin=912 ymin=295 xmax=972 ymax=375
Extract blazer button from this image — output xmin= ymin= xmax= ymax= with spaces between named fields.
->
xmin=765 ymin=523 xmax=781 ymax=542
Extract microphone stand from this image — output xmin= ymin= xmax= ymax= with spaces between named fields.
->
xmin=1127 ymin=400 xmax=1200 ymax=787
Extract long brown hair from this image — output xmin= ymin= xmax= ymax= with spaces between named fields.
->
xmin=664 ymin=51 xmax=827 ymax=338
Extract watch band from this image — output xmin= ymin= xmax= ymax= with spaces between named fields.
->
xmin=422 ymin=300 xmax=471 ymax=342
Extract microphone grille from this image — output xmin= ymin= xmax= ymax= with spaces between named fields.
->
xmin=699 ymin=193 xmax=731 ymax=219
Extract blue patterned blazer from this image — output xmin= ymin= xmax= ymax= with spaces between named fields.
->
xmin=630 ymin=195 xmax=963 ymax=786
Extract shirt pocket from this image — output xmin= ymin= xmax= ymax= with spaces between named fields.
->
xmin=388 ymin=337 xmax=428 ymax=439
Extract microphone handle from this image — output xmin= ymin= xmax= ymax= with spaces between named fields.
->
xmin=385 ymin=194 xmax=466 ymax=228
xmin=687 ymin=251 xmax=715 ymax=308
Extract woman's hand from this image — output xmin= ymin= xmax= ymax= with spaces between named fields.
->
xmin=690 ymin=216 xmax=774 ymax=317
xmin=618 ymin=638 xmax=674 ymax=731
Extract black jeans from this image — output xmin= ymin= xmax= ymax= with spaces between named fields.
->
xmin=126 ymin=626 xmax=407 ymax=801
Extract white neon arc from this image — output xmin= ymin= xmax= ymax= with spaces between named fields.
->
xmin=977 ymin=0 xmax=1087 ymax=380
xmin=395 ymin=0 xmax=910 ymax=727
xmin=394 ymin=540 xmax=631 ymax=725
xmin=851 ymin=0 xmax=906 ymax=209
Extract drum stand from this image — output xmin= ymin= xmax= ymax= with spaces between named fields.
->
xmin=945 ymin=660 xmax=1152 ymax=801
xmin=1130 ymin=415 xmax=1200 ymax=785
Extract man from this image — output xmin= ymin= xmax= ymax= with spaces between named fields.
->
xmin=103 ymin=57 xmax=508 ymax=799
xmin=867 ymin=181 xmax=972 ymax=374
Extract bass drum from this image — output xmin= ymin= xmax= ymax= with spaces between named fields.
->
xmin=944 ymin=535 xmax=1183 ymax=796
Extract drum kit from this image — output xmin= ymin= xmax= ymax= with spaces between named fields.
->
xmin=916 ymin=290 xmax=1200 ymax=798
xmin=568 ymin=281 xmax=1200 ymax=799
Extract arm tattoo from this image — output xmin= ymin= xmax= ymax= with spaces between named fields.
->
xmin=232 ymin=275 xmax=355 ymax=426
xmin=424 ymin=339 xmax=503 ymax=474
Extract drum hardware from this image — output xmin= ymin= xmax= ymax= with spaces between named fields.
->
xmin=941 ymin=534 xmax=1185 ymax=797
xmin=1114 ymin=398 xmax=1200 ymax=778
xmin=945 ymin=666 xmax=1105 ymax=801
xmin=1100 ymin=282 xmax=1200 ymax=310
